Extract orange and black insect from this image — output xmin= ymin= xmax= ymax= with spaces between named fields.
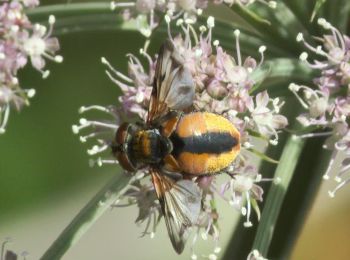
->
xmin=112 ymin=40 xmax=240 ymax=254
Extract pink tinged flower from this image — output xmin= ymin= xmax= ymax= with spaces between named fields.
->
xmin=219 ymin=165 xmax=273 ymax=228
xmin=73 ymin=17 xmax=288 ymax=253
xmin=289 ymin=83 xmax=329 ymax=126
xmin=247 ymin=91 xmax=288 ymax=145
xmin=101 ymin=50 xmax=154 ymax=120
xmin=113 ymin=180 xmax=161 ymax=238
xmin=190 ymin=193 xmax=221 ymax=259
xmin=297 ymin=19 xmax=350 ymax=91
xmin=293 ymin=20 xmax=350 ymax=196
xmin=206 ymin=79 xmax=227 ymax=99
xmin=21 ymin=16 xmax=62 ymax=78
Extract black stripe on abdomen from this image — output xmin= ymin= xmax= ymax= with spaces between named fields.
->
xmin=171 ymin=132 xmax=238 ymax=156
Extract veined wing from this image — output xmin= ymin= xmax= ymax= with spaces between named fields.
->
xmin=151 ymin=169 xmax=202 ymax=254
xmin=147 ymin=40 xmax=195 ymax=124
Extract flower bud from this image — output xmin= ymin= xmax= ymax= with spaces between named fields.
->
xmin=206 ymin=79 xmax=228 ymax=99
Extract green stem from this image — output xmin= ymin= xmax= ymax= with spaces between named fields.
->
xmin=268 ymin=137 xmax=331 ymax=258
xmin=283 ymin=0 xmax=315 ymax=31
xmin=252 ymin=135 xmax=305 ymax=256
xmin=26 ymin=2 xmax=111 ymax=17
xmin=26 ymin=3 xmax=284 ymax=57
xmin=40 ymin=173 xmax=133 ymax=260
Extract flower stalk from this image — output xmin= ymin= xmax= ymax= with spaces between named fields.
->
xmin=267 ymin=136 xmax=332 ymax=258
xmin=252 ymin=135 xmax=305 ymax=256
xmin=40 ymin=172 xmax=133 ymax=260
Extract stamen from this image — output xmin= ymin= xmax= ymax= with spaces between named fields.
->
xmin=214 ymin=246 xmax=221 ymax=254
xmin=105 ymin=70 xmax=132 ymax=92
xmin=48 ymin=15 xmax=56 ymax=25
xmin=328 ymin=178 xmax=350 ymax=198
xmin=79 ymin=105 xmax=110 ymax=114
xmin=42 ymin=70 xmax=50 ymax=79
xmin=87 ymin=143 xmax=109 ymax=155
xmin=258 ymin=45 xmax=266 ymax=67
xmin=164 ymin=15 xmax=174 ymax=43
xmin=289 ymin=83 xmax=309 ymax=109
xmin=0 ymin=105 xmax=10 ymax=134
xmin=298 ymin=131 xmax=332 ymax=139
xmin=269 ymin=139 xmax=278 ymax=146
xmin=89 ymin=157 xmax=119 ymax=167
xmin=199 ymin=25 xmax=207 ymax=32
xmin=72 ymin=119 xmax=118 ymax=134
xmin=323 ymin=150 xmax=338 ymax=180
xmin=336 ymin=162 xmax=350 ymax=180
xmin=101 ymin=57 xmax=133 ymax=83
xmin=234 ymin=29 xmax=242 ymax=66
xmin=110 ymin=1 xmax=135 ymax=10
xmin=207 ymin=16 xmax=215 ymax=29
xmin=44 ymin=20 xmax=54 ymax=40
xmin=296 ymin=32 xmax=304 ymax=42
xmin=25 ymin=89 xmax=36 ymax=98
xmin=188 ymin=24 xmax=199 ymax=45
xmin=299 ymin=52 xmax=308 ymax=61
xmin=243 ymin=191 xmax=253 ymax=227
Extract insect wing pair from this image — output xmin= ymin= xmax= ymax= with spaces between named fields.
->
xmin=147 ymin=40 xmax=202 ymax=254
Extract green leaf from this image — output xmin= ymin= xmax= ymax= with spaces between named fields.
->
xmin=250 ymin=58 xmax=315 ymax=95
xmin=27 ymin=3 xmax=139 ymax=35
xmin=247 ymin=148 xmax=279 ymax=164
xmin=230 ymin=3 xmax=301 ymax=56
xmin=310 ymin=0 xmax=326 ymax=22
xmin=282 ymin=0 xmax=316 ymax=31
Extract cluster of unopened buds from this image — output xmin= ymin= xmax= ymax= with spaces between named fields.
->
xmin=292 ymin=17 xmax=350 ymax=197
xmin=110 ymin=0 xmax=277 ymax=37
xmin=0 ymin=0 xmax=62 ymax=133
xmin=73 ymin=15 xmax=287 ymax=258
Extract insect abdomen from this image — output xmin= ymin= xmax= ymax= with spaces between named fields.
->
xmin=171 ymin=112 xmax=240 ymax=175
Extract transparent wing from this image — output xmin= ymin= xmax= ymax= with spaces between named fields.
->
xmin=151 ymin=169 xmax=202 ymax=254
xmin=147 ymin=40 xmax=195 ymax=124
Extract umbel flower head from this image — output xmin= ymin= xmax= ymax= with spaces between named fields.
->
xmin=292 ymin=18 xmax=350 ymax=197
xmin=0 ymin=0 xmax=62 ymax=133
xmin=110 ymin=0 xmax=277 ymax=37
xmin=73 ymin=16 xmax=287 ymax=257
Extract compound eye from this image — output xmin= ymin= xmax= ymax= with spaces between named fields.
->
xmin=116 ymin=151 xmax=137 ymax=172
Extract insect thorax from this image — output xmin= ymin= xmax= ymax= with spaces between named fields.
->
xmin=130 ymin=129 xmax=172 ymax=166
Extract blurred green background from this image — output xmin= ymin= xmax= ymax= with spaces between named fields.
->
xmin=1 ymin=1 xmax=350 ymax=259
